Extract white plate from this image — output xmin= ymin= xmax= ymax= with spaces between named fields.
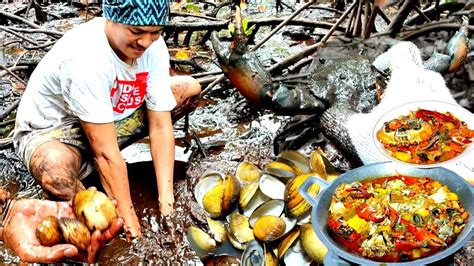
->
xmin=372 ymin=100 xmax=474 ymax=168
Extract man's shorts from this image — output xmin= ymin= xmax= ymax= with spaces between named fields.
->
xmin=17 ymin=107 xmax=147 ymax=180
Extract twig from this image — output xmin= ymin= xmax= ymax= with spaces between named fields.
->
xmin=251 ymin=0 xmax=318 ymax=52
xmin=0 ymin=26 xmax=45 ymax=50
xmin=191 ymin=70 xmax=222 ymax=78
xmin=376 ymin=7 xmax=391 ymax=25
xmin=13 ymin=50 xmax=29 ymax=67
xmin=3 ymin=26 xmax=63 ymax=38
xmin=25 ymin=40 xmax=56 ymax=50
xmin=0 ymin=98 xmax=21 ymax=121
xmin=388 ymin=0 xmax=417 ymax=37
xmin=345 ymin=1 xmax=357 ymax=36
xmin=400 ymin=22 xmax=474 ymax=40
xmin=353 ymin=0 xmax=363 ymax=36
xmin=0 ymin=10 xmax=41 ymax=29
xmin=171 ymin=11 xmax=225 ymax=21
xmin=0 ymin=66 xmax=29 ymax=78
xmin=361 ymin=0 xmax=370 ymax=38
xmin=0 ymin=65 xmax=28 ymax=86
xmin=413 ymin=5 xmax=432 ymax=23
xmin=0 ymin=119 xmax=15 ymax=127
xmin=269 ymin=0 xmax=357 ymax=73
xmin=365 ymin=4 xmax=378 ymax=39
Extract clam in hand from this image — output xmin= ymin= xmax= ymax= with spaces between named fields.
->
xmin=59 ymin=218 xmax=91 ymax=251
xmin=36 ymin=216 xmax=62 ymax=246
xmin=73 ymin=190 xmax=117 ymax=231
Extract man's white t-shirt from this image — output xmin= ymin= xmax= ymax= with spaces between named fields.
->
xmin=13 ymin=17 xmax=176 ymax=147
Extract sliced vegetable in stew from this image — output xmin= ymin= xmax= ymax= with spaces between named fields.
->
xmin=328 ymin=175 xmax=469 ymax=262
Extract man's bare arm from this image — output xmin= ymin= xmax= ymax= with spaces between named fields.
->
xmin=80 ymin=121 xmax=141 ymax=237
xmin=147 ymin=110 xmax=175 ymax=215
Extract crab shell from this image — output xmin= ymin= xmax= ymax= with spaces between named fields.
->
xmin=376 ymin=119 xmax=434 ymax=146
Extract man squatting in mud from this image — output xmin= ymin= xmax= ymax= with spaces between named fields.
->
xmin=12 ymin=0 xmax=201 ymax=238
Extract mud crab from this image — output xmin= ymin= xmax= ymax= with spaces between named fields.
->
xmin=211 ymin=7 xmax=327 ymax=116
xmin=210 ymin=8 xmax=470 ymax=162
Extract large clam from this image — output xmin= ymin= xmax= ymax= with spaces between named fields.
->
xmin=284 ymin=173 xmax=321 ymax=218
xmin=59 ymin=218 xmax=91 ymax=251
xmin=36 ymin=216 xmax=62 ymax=247
xmin=73 ymin=189 xmax=117 ymax=232
xmin=195 ymin=171 xmax=241 ymax=218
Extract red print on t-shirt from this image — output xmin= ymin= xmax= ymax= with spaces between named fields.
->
xmin=110 ymin=72 xmax=148 ymax=114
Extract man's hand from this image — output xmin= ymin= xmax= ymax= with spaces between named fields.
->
xmin=2 ymin=192 xmax=123 ymax=263
xmin=159 ymin=198 xmax=174 ymax=216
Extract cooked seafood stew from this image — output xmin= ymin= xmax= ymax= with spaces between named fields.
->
xmin=376 ymin=109 xmax=474 ymax=164
xmin=328 ymin=175 xmax=469 ymax=262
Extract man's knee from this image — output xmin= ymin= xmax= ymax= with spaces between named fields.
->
xmin=30 ymin=141 xmax=83 ymax=200
xmin=170 ymin=76 xmax=201 ymax=106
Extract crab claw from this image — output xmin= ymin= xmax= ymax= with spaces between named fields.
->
xmin=210 ymin=6 xmax=327 ymax=115
xmin=424 ymin=16 xmax=469 ymax=74
xmin=445 ymin=16 xmax=469 ymax=73
xmin=271 ymin=83 xmax=327 ymax=115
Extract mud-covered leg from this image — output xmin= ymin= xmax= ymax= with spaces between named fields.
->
xmin=30 ymin=141 xmax=85 ymax=200
xmin=171 ymin=75 xmax=201 ymax=106
xmin=170 ymin=76 xmax=201 ymax=123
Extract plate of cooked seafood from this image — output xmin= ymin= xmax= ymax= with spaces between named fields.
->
xmin=373 ymin=101 xmax=474 ymax=168
xmin=298 ymin=162 xmax=474 ymax=265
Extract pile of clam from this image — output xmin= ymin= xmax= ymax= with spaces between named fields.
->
xmin=187 ymin=149 xmax=339 ymax=265
xmin=36 ymin=190 xmax=117 ymax=251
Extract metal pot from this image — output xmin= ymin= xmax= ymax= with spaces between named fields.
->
xmin=298 ymin=161 xmax=474 ymax=266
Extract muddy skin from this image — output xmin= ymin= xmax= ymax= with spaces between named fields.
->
xmin=30 ymin=141 xmax=85 ymax=200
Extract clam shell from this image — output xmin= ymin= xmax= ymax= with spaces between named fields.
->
xmin=59 ymin=218 xmax=91 ymax=251
xmin=284 ymin=173 xmax=321 ymax=218
xmin=276 ymin=150 xmax=311 ymax=175
xmin=239 ymin=182 xmax=259 ymax=209
xmin=263 ymin=161 xmax=296 ymax=183
xmin=36 ymin=216 xmax=62 ymax=247
xmin=277 ymin=228 xmax=300 ymax=259
xmin=283 ymin=239 xmax=312 ymax=266
xmin=206 ymin=218 xmax=227 ymax=243
xmin=241 ymin=240 xmax=264 ymax=266
xmin=228 ymin=212 xmax=254 ymax=246
xmin=187 ymin=225 xmax=217 ymax=257
xmin=242 ymin=189 xmax=271 ymax=217
xmin=73 ymin=190 xmax=117 ymax=232
xmin=264 ymin=245 xmax=278 ymax=266
xmin=249 ymin=199 xmax=284 ymax=227
xmin=253 ymin=215 xmax=286 ymax=242
xmin=236 ymin=162 xmax=261 ymax=183
xmin=309 ymin=148 xmax=339 ymax=181
xmin=194 ymin=172 xmax=222 ymax=207
xmin=201 ymin=172 xmax=241 ymax=218
xmin=259 ymin=174 xmax=285 ymax=200
xmin=300 ymin=223 xmax=328 ymax=263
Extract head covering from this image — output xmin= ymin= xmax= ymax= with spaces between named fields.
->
xmin=102 ymin=0 xmax=169 ymax=26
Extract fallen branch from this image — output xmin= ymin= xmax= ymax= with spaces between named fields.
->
xmin=0 ymin=65 xmax=28 ymax=86
xmin=0 ymin=66 xmax=29 ymax=78
xmin=0 ymin=26 xmax=47 ymax=50
xmin=0 ymin=10 xmax=41 ymax=29
xmin=2 ymin=26 xmax=63 ymax=38
xmin=0 ymin=98 xmax=21 ymax=121
xmin=269 ymin=0 xmax=357 ymax=73
xmin=388 ymin=0 xmax=417 ymax=37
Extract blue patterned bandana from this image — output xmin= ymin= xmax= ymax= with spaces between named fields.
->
xmin=103 ymin=0 xmax=169 ymax=26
